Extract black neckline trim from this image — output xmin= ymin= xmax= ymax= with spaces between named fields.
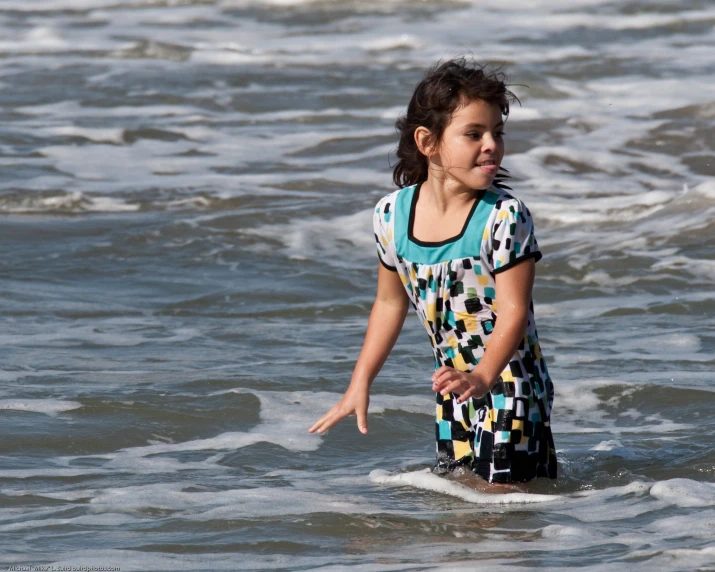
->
xmin=407 ymin=182 xmax=487 ymax=247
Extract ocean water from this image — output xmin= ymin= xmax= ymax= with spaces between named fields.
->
xmin=1 ymin=0 xmax=714 ymax=570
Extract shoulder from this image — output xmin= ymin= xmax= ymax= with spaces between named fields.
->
xmin=486 ymin=187 xmax=543 ymax=271
xmin=374 ymin=186 xmax=413 ymax=223
xmin=485 ymin=188 xmax=535 ymax=228
xmin=489 ymin=187 xmax=531 ymax=215
xmin=374 ymin=188 xmax=401 ymax=213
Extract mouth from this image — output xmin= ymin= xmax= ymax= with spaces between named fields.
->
xmin=475 ymin=160 xmax=498 ymax=174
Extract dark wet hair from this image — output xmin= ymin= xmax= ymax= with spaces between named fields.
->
xmin=392 ymin=57 xmax=519 ymax=189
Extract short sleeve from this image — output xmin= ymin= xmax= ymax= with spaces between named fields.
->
xmin=491 ymin=198 xmax=542 ymax=274
xmin=373 ymin=197 xmax=397 ymax=271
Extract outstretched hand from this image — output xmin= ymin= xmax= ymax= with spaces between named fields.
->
xmin=432 ymin=366 xmax=492 ymax=404
xmin=308 ymin=385 xmax=370 ymax=435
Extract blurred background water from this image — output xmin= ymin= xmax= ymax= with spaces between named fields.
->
xmin=1 ymin=0 xmax=714 ymax=570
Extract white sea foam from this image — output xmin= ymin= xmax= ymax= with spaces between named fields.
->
xmin=552 ymin=380 xmax=691 ymax=438
xmin=0 ymin=191 xmax=139 ymax=213
xmin=224 ymin=0 xmax=329 ymax=6
xmin=0 ymin=389 xmax=434 ymax=484
xmin=626 ymin=546 xmax=715 ymax=572
xmin=590 ymin=439 xmax=623 ymax=451
xmin=83 ymin=482 xmax=382 ymax=518
xmin=34 ymin=541 xmax=715 ymax=572
xmin=362 ymin=34 xmax=425 ymax=52
xmin=0 ymin=399 xmax=82 ymax=416
xmin=245 ymin=208 xmax=375 ymax=267
xmin=541 ymin=524 xmax=608 ymax=540
xmin=41 ymin=549 xmax=339 ymax=572
xmin=613 ymin=333 xmax=702 ymax=354
xmin=0 ymin=323 xmax=199 ymax=347
xmin=370 ymin=468 xmax=560 ymax=505
xmin=646 ymin=509 xmax=715 ymax=539
xmin=553 ymin=481 xmax=666 ymax=524
xmin=546 ymin=323 xmax=711 ymax=367
xmin=650 ymin=479 xmax=715 ymax=508
xmin=30 ymin=390 xmax=432 ymax=479
xmin=507 ymin=107 xmax=543 ymax=121
xmin=0 ymin=0 xmax=122 ymax=10
xmin=694 ymin=180 xmax=715 ymax=200
xmin=0 ymin=512 xmax=139 ymax=532
xmin=537 ymin=291 xmax=712 ymax=321
xmin=0 ymin=467 xmax=91 ymax=479
xmin=42 ymin=125 xmax=126 ymax=144
xmin=108 ymin=397 xmax=321 ymax=457
xmin=209 ymin=388 xmax=434 ymax=417
xmin=15 ymin=101 xmax=202 ymax=119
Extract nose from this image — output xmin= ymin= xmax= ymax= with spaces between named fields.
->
xmin=481 ymin=132 xmax=498 ymax=152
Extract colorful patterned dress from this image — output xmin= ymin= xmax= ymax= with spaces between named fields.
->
xmin=373 ymin=182 xmax=557 ymax=484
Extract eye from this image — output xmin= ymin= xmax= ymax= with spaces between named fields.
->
xmin=466 ymin=131 xmax=505 ymax=140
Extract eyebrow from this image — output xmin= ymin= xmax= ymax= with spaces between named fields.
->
xmin=463 ymin=121 xmax=504 ymax=129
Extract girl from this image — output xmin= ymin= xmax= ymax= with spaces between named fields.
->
xmin=309 ymin=58 xmax=557 ymax=485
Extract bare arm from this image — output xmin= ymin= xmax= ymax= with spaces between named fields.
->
xmin=309 ymin=263 xmax=409 ymax=434
xmin=431 ymin=258 xmax=535 ymax=403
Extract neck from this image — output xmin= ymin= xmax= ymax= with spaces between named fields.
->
xmin=420 ymin=175 xmax=484 ymax=214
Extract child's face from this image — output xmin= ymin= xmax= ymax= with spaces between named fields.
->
xmin=433 ymin=99 xmax=505 ymax=192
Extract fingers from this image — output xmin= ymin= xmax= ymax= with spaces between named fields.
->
xmin=309 ymin=404 xmax=364 ymax=435
xmin=431 ymin=368 xmax=448 ymax=392
xmin=356 ymin=407 xmax=368 ymax=434
xmin=432 ymin=367 xmax=482 ymax=401
xmin=309 ymin=388 xmax=370 ymax=436
xmin=432 ymin=368 xmax=463 ymax=395
xmin=431 ymin=366 xmax=453 ymax=384
xmin=308 ymin=405 xmax=335 ymax=433
xmin=308 ymin=406 xmax=342 ymax=434
xmin=455 ymin=386 xmax=475 ymax=404
xmin=432 ymin=378 xmax=451 ymax=394
xmin=432 ymin=366 xmax=461 ymax=391
xmin=309 ymin=413 xmax=338 ymax=434
xmin=440 ymin=378 xmax=468 ymax=397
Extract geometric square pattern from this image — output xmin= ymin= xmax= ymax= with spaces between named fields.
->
xmin=374 ymin=184 xmax=557 ymax=484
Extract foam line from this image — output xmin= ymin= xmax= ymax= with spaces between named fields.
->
xmin=83 ymin=482 xmax=383 ymax=519
xmin=650 ymin=479 xmax=715 ymax=508
xmin=0 ymin=399 xmax=81 ymax=416
xmin=370 ymin=468 xmax=561 ymax=504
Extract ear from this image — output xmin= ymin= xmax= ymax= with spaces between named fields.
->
xmin=414 ymin=126 xmax=437 ymax=158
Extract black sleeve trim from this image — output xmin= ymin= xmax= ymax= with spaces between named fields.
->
xmin=378 ymin=257 xmax=398 ymax=272
xmin=492 ymin=251 xmax=542 ymax=275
